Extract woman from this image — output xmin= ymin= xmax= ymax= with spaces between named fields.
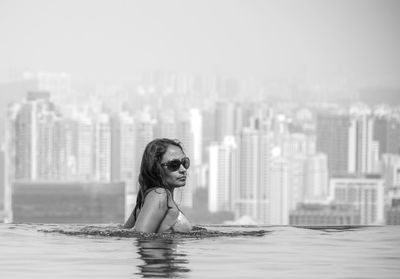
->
xmin=123 ymin=138 xmax=193 ymax=233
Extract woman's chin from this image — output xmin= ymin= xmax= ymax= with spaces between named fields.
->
xmin=175 ymin=182 xmax=186 ymax=188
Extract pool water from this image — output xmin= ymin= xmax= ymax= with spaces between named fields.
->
xmin=1 ymin=224 xmax=399 ymax=278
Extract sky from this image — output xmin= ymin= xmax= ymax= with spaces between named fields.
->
xmin=0 ymin=0 xmax=399 ymax=86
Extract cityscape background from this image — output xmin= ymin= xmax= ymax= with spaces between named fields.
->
xmin=1 ymin=0 xmax=400 ymax=225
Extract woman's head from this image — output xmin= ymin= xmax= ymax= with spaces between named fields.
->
xmin=138 ymin=138 xmax=188 ymax=190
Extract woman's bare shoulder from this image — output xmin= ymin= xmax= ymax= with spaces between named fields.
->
xmin=144 ymin=188 xmax=170 ymax=205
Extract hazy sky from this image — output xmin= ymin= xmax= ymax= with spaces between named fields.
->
xmin=0 ymin=0 xmax=399 ymax=85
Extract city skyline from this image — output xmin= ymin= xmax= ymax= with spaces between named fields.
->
xmin=2 ymin=87 xmax=400 ymax=225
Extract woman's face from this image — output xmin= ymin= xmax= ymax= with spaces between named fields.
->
xmin=160 ymin=145 xmax=188 ymax=188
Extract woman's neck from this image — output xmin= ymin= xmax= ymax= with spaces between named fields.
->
xmin=165 ymin=185 xmax=175 ymax=198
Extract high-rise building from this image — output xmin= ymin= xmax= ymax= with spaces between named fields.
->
xmin=257 ymin=132 xmax=274 ymax=224
xmin=269 ymin=156 xmax=290 ymax=225
xmin=316 ymin=112 xmax=351 ymax=176
xmin=176 ymin=116 xmax=194 ymax=208
xmin=374 ymin=116 xmax=400 ymax=156
xmin=381 ymin=154 xmax=400 ymax=189
xmin=208 ymin=136 xmax=238 ymax=213
xmin=75 ymin=112 xmax=94 ymax=180
xmin=330 ymin=176 xmax=384 ymax=225
xmin=111 ymin=111 xmax=136 ymax=218
xmin=348 ymin=115 xmax=379 ymax=174
xmin=281 ymin=133 xmax=315 ymax=213
xmin=93 ymin=113 xmax=111 ymax=181
xmin=304 ymin=153 xmax=329 ymax=201
xmin=133 ymin=110 xmax=155 ymax=191
xmin=8 ymin=92 xmax=64 ymax=181
xmin=62 ymin=119 xmax=78 ymax=180
xmin=287 ymin=155 xmax=306 ymax=212
xmin=189 ymin=108 xmax=203 ymax=166
xmin=386 ymin=190 xmax=400 ymax=225
xmin=234 ymin=127 xmax=259 ymax=222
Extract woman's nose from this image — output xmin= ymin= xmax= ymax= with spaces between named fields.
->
xmin=179 ymin=164 xmax=187 ymax=172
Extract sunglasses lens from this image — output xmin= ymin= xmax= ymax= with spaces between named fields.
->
xmin=167 ymin=160 xmax=181 ymax=171
xmin=163 ymin=157 xmax=190 ymax=171
xmin=182 ymin=157 xmax=190 ymax=169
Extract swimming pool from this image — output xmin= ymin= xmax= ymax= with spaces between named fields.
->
xmin=1 ymin=223 xmax=399 ymax=278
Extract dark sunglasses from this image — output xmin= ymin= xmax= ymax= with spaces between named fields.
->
xmin=161 ymin=157 xmax=190 ymax=172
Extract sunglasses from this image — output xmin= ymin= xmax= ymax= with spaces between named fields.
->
xmin=161 ymin=157 xmax=190 ymax=172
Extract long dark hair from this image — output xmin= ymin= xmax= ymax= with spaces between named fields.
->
xmin=132 ymin=138 xmax=184 ymax=223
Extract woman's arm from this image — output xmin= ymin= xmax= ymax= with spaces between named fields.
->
xmin=133 ymin=188 xmax=169 ymax=233
xmin=123 ymin=209 xmax=136 ymax=229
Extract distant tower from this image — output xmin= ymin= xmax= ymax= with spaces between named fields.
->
xmin=281 ymin=133 xmax=317 ymax=213
xmin=190 ymin=108 xmax=203 ymax=166
xmin=257 ymin=132 xmax=274 ymax=224
xmin=111 ymin=111 xmax=136 ymax=218
xmin=348 ymin=114 xmax=379 ymax=174
xmin=36 ymin=104 xmax=63 ymax=180
xmin=93 ymin=113 xmax=111 ymax=181
xmin=235 ymin=127 xmax=259 ymax=222
xmin=374 ymin=116 xmax=400 ymax=156
xmin=9 ymin=91 xmax=64 ymax=181
xmin=176 ymin=115 xmax=194 ymax=208
xmin=208 ymin=136 xmax=237 ymax=213
xmin=75 ymin=113 xmax=94 ymax=180
xmin=269 ymin=156 xmax=289 ymax=225
xmin=381 ymin=154 xmax=400 ymax=189
xmin=304 ymin=153 xmax=329 ymax=201
xmin=133 ymin=110 xmax=155 ymax=190
xmin=316 ymin=112 xmax=351 ymax=176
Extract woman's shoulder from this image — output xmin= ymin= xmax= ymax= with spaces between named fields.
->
xmin=144 ymin=187 xmax=171 ymax=204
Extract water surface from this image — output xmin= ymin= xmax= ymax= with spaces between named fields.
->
xmin=1 ymin=224 xmax=399 ymax=278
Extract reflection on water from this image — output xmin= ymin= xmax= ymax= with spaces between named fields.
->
xmin=135 ymin=238 xmax=190 ymax=278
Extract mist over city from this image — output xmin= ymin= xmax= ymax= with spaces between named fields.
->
xmin=1 ymin=0 xmax=400 ymax=226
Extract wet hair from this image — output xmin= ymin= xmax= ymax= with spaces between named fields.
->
xmin=131 ymin=138 xmax=184 ymax=224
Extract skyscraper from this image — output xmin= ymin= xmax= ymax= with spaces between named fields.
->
xmin=176 ymin=115 xmax=194 ymax=208
xmin=133 ymin=110 xmax=155 ymax=191
xmin=235 ymin=127 xmax=259 ymax=222
xmin=316 ymin=112 xmax=350 ymax=176
xmin=75 ymin=112 xmax=93 ymax=180
xmin=257 ymin=132 xmax=274 ymax=224
xmin=208 ymin=136 xmax=237 ymax=213
xmin=93 ymin=113 xmax=111 ymax=181
xmin=374 ymin=116 xmax=400 ymax=156
xmin=304 ymin=153 xmax=329 ymax=201
xmin=111 ymin=111 xmax=136 ymax=218
xmin=348 ymin=114 xmax=379 ymax=174
xmin=269 ymin=156 xmax=290 ymax=225
xmin=8 ymin=92 xmax=63 ymax=181
xmin=381 ymin=154 xmax=400 ymax=189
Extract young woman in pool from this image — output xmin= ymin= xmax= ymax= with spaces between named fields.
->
xmin=123 ymin=138 xmax=193 ymax=233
